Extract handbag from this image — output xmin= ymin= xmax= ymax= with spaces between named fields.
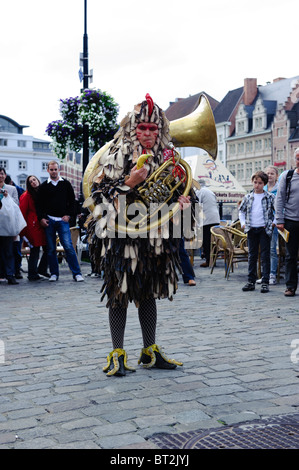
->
xmin=0 ymin=194 xmax=27 ymax=236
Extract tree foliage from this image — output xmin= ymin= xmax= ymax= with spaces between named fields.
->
xmin=46 ymin=89 xmax=119 ymax=160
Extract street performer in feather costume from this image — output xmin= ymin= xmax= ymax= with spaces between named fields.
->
xmin=85 ymin=94 xmax=197 ymax=376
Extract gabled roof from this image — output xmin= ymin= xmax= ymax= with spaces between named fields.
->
xmin=213 ymin=87 xmax=243 ymax=124
xmin=165 ymin=92 xmax=219 ymax=121
xmin=289 ymin=127 xmax=299 ymax=141
xmin=259 ymin=76 xmax=299 ymax=105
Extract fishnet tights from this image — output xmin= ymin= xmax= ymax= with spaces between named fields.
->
xmin=109 ymin=297 xmax=157 ymax=349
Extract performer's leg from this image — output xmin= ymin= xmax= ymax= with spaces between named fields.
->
xmin=104 ymin=304 xmax=135 ymax=377
xmin=137 ymin=297 xmax=183 ymax=370
xmin=109 ymin=304 xmax=127 ymax=349
xmin=138 ymin=297 xmax=157 ymax=348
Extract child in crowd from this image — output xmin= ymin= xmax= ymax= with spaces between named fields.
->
xmin=239 ymin=171 xmax=276 ymax=293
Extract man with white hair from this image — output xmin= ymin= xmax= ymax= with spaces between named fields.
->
xmin=276 ymin=148 xmax=299 ymax=297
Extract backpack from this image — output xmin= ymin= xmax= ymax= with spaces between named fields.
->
xmin=286 ymin=169 xmax=295 ymax=202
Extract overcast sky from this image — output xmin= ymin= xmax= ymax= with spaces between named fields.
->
xmin=1 ymin=0 xmax=298 ymax=141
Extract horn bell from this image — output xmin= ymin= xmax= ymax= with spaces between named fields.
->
xmin=169 ymin=93 xmax=218 ymax=160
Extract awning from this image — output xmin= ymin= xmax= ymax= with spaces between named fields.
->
xmin=184 ymin=154 xmax=247 ymax=203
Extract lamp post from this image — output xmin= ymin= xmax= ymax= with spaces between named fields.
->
xmin=82 ymin=0 xmax=89 ymax=174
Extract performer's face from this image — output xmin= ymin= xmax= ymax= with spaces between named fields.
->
xmin=136 ymin=123 xmax=159 ymax=150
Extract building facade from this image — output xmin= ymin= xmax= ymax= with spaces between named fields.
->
xmin=0 ymin=115 xmax=82 ymax=198
xmin=225 ymin=76 xmax=299 ymax=191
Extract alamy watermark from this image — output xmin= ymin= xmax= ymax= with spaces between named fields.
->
xmin=290 ymin=339 xmax=299 ymax=364
xmin=92 ymin=195 xmax=203 ymax=241
xmin=0 ymin=340 xmax=5 ymax=364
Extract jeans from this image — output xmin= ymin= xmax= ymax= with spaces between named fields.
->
xmin=247 ymin=227 xmax=271 ymax=284
xmin=28 ymin=246 xmax=48 ymax=279
xmin=0 ymin=236 xmax=15 ymax=278
xmin=270 ymin=226 xmax=278 ymax=277
xmin=202 ymin=224 xmax=216 ymax=263
xmin=45 ymin=218 xmax=81 ymax=278
xmin=284 ymin=219 xmax=299 ymax=291
xmin=179 ymin=238 xmax=195 ymax=283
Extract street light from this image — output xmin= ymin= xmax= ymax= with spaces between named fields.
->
xmin=82 ymin=0 xmax=89 ymax=174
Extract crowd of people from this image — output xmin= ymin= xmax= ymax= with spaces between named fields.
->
xmin=238 ymin=148 xmax=299 ymax=297
xmin=0 ymin=161 xmax=84 ymax=285
xmin=0 ymin=92 xmax=298 ymax=380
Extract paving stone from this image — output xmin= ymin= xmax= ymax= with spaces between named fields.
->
xmin=0 ymin=260 xmax=298 ymax=448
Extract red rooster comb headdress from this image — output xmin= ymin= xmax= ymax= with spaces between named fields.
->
xmin=145 ymin=93 xmax=154 ymax=117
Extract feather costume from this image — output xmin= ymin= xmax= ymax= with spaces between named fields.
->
xmin=86 ymin=96 xmax=186 ymax=309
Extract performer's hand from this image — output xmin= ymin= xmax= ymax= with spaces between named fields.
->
xmin=126 ymin=165 xmax=148 ymax=188
xmin=178 ymin=195 xmax=191 ymax=210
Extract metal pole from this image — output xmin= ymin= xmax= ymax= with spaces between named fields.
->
xmin=82 ymin=0 xmax=89 ymax=174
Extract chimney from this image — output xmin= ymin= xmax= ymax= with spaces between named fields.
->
xmin=243 ymin=78 xmax=257 ymax=105
xmin=273 ymin=77 xmax=285 ymax=83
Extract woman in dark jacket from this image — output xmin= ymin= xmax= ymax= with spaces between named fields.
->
xmin=20 ymin=176 xmax=49 ymax=280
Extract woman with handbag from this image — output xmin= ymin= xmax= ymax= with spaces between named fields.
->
xmin=20 ymin=175 xmax=49 ymax=281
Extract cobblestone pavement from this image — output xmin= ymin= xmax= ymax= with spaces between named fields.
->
xmin=0 ymin=257 xmax=298 ymax=449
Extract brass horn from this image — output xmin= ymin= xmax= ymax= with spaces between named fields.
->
xmin=83 ymin=93 xmax=217 ymax=234
xmin=169 ymin=93 xmax=218 ymax=159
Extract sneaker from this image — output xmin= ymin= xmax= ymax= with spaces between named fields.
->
xmin=49 ymin=275 xmax=58 ymax=282
xmin=242 ymin=282 xmax=255 ymax=291
xmin=261 ymin=284 xmax=269 ymax=293
xmin=256 ymin=278 xmax=262 ymax=284
xmin=269 ymin=275 xmax=276 ymax=285
xmin=74 ymin=274 xmax=84 ymax=282
xmin=38 ymin=271 xmax=51 ymax=278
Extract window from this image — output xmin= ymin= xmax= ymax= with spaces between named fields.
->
xmin=255 ymin=117 xmax=263 ymax=129
xmin=254 ymin=161 xmax=262 ymax=171
xmin=18 ymin=161 xmax=27 ymax=171
xmin=246 ymin=162 xmax=253 ymax=178
xmin=17 ymin=140 xmax=26 ymax=148
xmin=33 ymin=142 xmax=50 ymax=151
xmin=42 ymin=162 xmax=48 ymax=171
xmin=255 ymin=140 xmax=262 ymax=151
xmin=19 ymin=178 xmax=26 ymax=189
xmin=0 ymin=139 xmax=8 ymax=146
xmin=277 ymin=128 xmax=283 ymax=137
xmin=237 ymin=143 xmax=244 ymax=154
xmin=237 ymin=121 xmax=245 ymax=133
xmin=263 ymin=159 xmax=271 ymax=168
xmin=246 ymin=141 xmax=253 ymax=153
xmin=0 ymin=160 xmax=8 ymax=169
xmin=237 ymin=163 xmax=244 ymax=180
xmin=229 ymin=144 xmax=236 ymax=155
xmin=229 ymin=164 xmax=236 ymax=177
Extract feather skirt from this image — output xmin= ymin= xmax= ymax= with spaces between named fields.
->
xmin=88 ymin=224 xmax=181 ymax=309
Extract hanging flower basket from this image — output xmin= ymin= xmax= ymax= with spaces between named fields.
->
xmin=46 ymin=89 xmax=119 ymax=160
